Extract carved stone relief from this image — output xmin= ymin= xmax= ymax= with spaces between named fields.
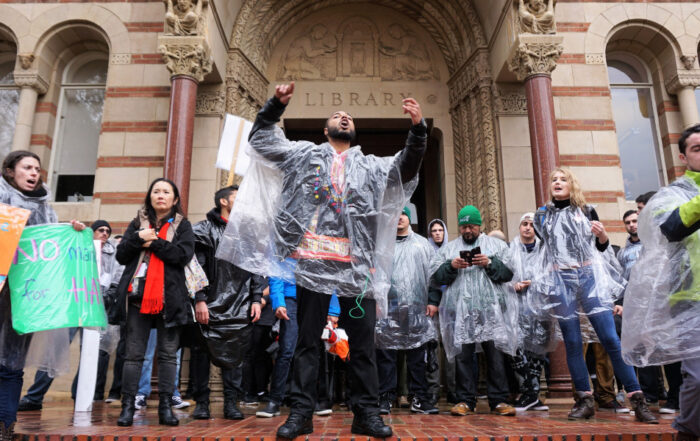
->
xmin=158 ymin=36 xmax=213 ymax=83
xmin=13 ymin=72 xmax=48 ymax=94
xmin=17 ymin=54 xmax=34 ymax=70
xmin=665 ymin=72 xmax=700 ymax=95
xmin=681 ymin=55 xmax=697 ymax=71
xmin=507 ymin=36 xmax=563 ymax=81
xmin=517 ymin=0 xmax=556 ymax=34
xmin=195 ymin=90 xmax=225 ymax=115
xmin=494 ymin=86 xmax=528 ymax=115
xmin=276 ymin=16 xmax=439 ymax=81
xmin=110 ymin=53 xmax=132 ymax=65
xmin=164 ymin=0 xmax=208 ymax=37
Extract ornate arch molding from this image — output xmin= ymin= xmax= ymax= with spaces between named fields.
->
xmin=225 ymin=0 xmax=503 ymax=230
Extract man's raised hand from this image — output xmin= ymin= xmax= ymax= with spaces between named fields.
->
xmin=275 ymin=82 xmax=295 ymax=105
xmin=402 ymin=97 xmax=423 ymax=125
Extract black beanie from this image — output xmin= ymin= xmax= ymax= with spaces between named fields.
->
xmin=91 ymin=220 xmax=112 ymax=233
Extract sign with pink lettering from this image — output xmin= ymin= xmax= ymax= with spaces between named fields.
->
xmin=8 ymin=224 xmax=107 ymax=334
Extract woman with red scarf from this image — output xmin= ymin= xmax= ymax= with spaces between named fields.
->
xmin=111 ymin=178 xmax=195 ymax=427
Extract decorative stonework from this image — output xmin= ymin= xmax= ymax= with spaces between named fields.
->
xmin=517 ymin=0 xmax=556 ymax=34
xmin=13 ymin=72 xmax=48 ymax=94
xmin=226 ymin=49 xmax=268 ymax=113
xmin=681 ymin=55 xmax=697 ymax=71
xmin=507 ymin=35 xmax=563 ymax=81
xmin=110 ymin=53 xmax=132 ymax=65
xmin=17 ymin=54 xmax=34 ymax=70
xmin=195 ymin=90 xmax=225 ymax=115
xmin=164 ymin=0 xmax=207 ymax=37
xmin=585 ymin=53 xmax=605 ymax=65
xmin=157 ymin=35 xmax=212 ymax=82
xmin=494 ymin=87 xmax=528 ymax=115
xmin=665 ymin=72 xmax=700 ymax=95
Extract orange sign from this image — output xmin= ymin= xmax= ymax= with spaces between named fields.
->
xmin=0 ymin=202 xmax=31 ymax=291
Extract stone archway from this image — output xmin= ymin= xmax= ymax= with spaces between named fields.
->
xmin=225 ymin=0 xmax=505 ymax=232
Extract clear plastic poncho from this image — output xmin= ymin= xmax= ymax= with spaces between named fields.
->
xmin=216 ymin=123 xmax=418 ymax=316
xmin=501 ymin=237 xmax=558 ymax=356
xmin=430 ymin=233 xmax=519 ymax=360
xmin=532 ymin=204 xmax=626 ymax=321
xmin=621 ymin=175 xmax=700 ymax=366
xmin=375 ymin=230 xmax=438 ymax=350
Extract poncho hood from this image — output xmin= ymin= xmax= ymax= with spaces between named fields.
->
xmin=427 ymin=218 xmax=448 ymax=250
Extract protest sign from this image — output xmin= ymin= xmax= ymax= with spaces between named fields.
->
xmin=0 ymin=202 xmax=31 ymax=291
xmin=216 ymin=114 xmax=253 ymax=182
xmin=9 ymin=224 xmax=107 ymax=334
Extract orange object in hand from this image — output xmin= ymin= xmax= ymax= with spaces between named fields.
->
xmin=321 ymin=321 xmax=350 ymax=361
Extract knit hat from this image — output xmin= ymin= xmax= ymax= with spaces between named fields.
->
xmin=91 ymin=220 xmax=112 ymax=233
xmin=402 ymin=206 xmax=411 ymax=218
xmin=520 ymin=212 xmax=535 ymax=223
xmin=458 ymin=205 xmax=481 ymax=226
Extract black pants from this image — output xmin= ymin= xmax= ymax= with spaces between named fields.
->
xmin=455 ymin=341 xmax=509 ymax=409
xmin=190 ymin=344 xmax=242 ymax=403
xmin=290 ymin=288 xmax=379 ymax=418
xmin=376 ymin=345 xmax=429 ymax=401
xmin=122 ymin=307 xmax=180 ymax=396
xmin=242 ymin=323 xmax=273 ymax=398
xmin=108 ymin=325 xmax=126 ymax=398
xmin=639 ymin=362 xmax=683 ymax=404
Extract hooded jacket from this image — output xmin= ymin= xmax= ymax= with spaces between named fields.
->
xmin=427 ymin=218 xmax=448 ymax=251
xmin=192 ymin=207 xmax=266 ymax=367
xmin=111 ymin=210 xmax=195 ymax=328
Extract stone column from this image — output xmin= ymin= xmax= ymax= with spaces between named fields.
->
xmin=666 ymin=71 xmax=700 ymax=130
xmin=158 ymin=35 xmax=212 ymax=214
xmin=11 ymin=58 xmax=48 ymax=152
xmin=508 ymin=34 xmax=572 ymax=397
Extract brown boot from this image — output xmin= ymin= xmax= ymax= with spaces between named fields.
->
xmin=629 ymin=392 xmax=658 ymax=424
xmin=0 ymin=422 xmax=14 ymax=441
xmin=568 ymin=391 xmax=595 ymax=420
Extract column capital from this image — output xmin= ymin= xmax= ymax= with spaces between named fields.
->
xmin=157 ymin=35 xmax=212 ymax=83
xmin=665 ymin=71 xmax=700 ymax=95
xmin=13 ymin=71 xmax=48 ymax=94
xmin=507 ymin=34 xmax=564 ymax=82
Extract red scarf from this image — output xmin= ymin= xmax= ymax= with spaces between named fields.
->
xmin=140 ymin=221 xmax=171 ymax=314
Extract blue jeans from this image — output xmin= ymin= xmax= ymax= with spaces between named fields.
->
xmin=136 ymin=329 xmax=181 ymax=397
xmin=0 ymin=365 xmax=23 ymax=425
xmin=554 ymin=267 xmax=640 ymax=393
xmin=269 ymin=297 xmax=298 ymax=404
xmin=22 ymin=327 xmax=80 ymax=405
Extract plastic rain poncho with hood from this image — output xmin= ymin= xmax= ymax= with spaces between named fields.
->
xmin=430 ymin=233 xmax=519 ymax=360
xmin=216 ymin=97 xmax=425 ymax=314
xmin=375 ymin=229 xmax=437 ymax=350
xmin=427 ymin=219 xmax=448 ymax=251
xmin=0 ymin=175 xmax=71 ymax=377
xmin=621 ymin=172 xmax=700 ymax=366
xmin=533 ymin=202 xmax=626 ymax=321
xmin=502 ymin=236 xmax=558 ymax=356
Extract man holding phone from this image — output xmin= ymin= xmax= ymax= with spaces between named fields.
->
xmin=428 ymin=205 xmax=518 ymax=417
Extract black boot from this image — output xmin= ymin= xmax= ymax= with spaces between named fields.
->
xmin=629 ymin=392 xmax=658 ymax=424
xmin=568 ymin=391 xmax=594 ymax=420
xmin=277 ymin=413 xmax=313 ymax=438
xmin=158 ymin=393 xmax=179 ymax=426
xmin=117 ymin=394 xmax=135 ymax=426
xmin=192 ymin=401 xmax=211 ymax=420
xmin=351 ymin=412 xmax=392 ymax=438
xmin=223 ymin=399 xmax=244 ymax=420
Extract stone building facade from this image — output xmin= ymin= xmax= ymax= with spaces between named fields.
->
xmin=1 ymin=0 xmax=700 ymax=397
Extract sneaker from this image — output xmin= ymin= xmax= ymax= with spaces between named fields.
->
xmin=134 ymin=395 xmax=147 ymax=410
xmin=104 ymin=395 xmax=120 ymax=404
xmin=514 ymin=394 xmax=539 ymax=412
xmin=171 ymin=395 xmax=190 ymax=409
xmin=241 ymin=395 xmax=259 ymax=407
xmin=450 ymin=402 xmax=474 ymax=416
xmin=410 ymin=397 xmax=438 ymax=414
xmin=531 ymin=400 xmax=549 ymax=411
xmin=17 ymin=399 xmax=42 ymax=412
xmin=659 ymin=400 xmax=679 ymax=414
xmin=598 ymin=399 xmax=630 ymax=413
xmin=256 ymin=401 xmax=281 ymax=418
xmin=379 ymin=397 xmax=392 ymax=415
xmin=491 ymin=402 xmax=516 ymax=416
xmin=314 ymin=401 xmax=333 ymax=416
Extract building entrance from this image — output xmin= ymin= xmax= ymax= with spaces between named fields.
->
xmin=284 ymin=118 xmax=442 ymax=236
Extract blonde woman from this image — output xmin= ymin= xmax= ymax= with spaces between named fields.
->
xmin=533 ymin=168 xmax=655 ymax=422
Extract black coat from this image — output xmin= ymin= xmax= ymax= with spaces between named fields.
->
xmin=110 ymin=212 xmax=195 ymax=328
xmin=192 ymin=208 xmax=266 ymax=368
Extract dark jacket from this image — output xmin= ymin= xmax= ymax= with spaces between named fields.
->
xmin=428 ymin=255 xmax=513 ymax=306
xmin=192 ymin=208 xmax=266 ymax=367
xmin=111 ymin=211 xmax=195 ymax=328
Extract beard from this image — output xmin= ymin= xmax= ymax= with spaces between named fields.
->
xmin=461 ymin=233 xmax=478 ymax=244
xmin=327 ymin=125 xmax=355 ymax=142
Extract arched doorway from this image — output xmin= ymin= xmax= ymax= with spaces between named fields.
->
xmin=225 ymin=0 xmax=505 ymax=234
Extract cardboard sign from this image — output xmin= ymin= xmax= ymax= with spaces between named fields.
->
xmin=9 ymin=224 xmax=107 ymax=334
xmin=0 ymin=202 xmax=31 ymax=291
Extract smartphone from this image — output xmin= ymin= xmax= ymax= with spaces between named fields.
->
xmin=459 ymin=250 xmax=469 ymax=261
xmin=471 ymin=247 xmax=481 ymax=256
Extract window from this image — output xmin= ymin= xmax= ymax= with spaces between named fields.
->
xmin=607 ymin=56 xmax=665 ymax=200
xmin=50 ymin=54 xmax=107 ymax=202
xmin=0 ymin=59 xmax=19 ymax=164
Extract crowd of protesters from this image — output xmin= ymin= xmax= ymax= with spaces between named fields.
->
xmin=1 ymin=95 xmax=699 ymax=441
